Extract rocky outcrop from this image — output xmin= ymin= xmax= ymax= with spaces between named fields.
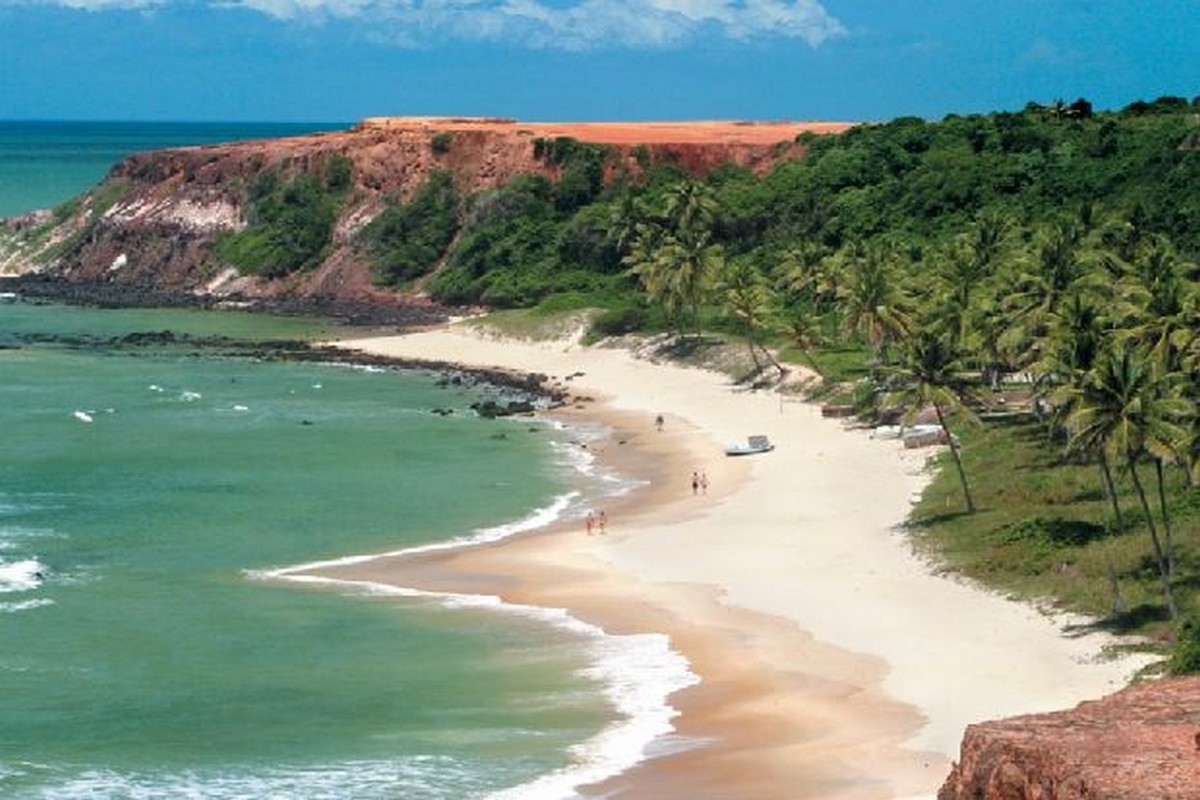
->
xmin=939 ymin=677 xmax=1200 ymax=799
xmin=0 ymin=117 xmax=848 ymax=316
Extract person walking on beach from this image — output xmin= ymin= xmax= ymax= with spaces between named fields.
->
xmin=585 ymin=511 xmax=595 ymax=535
xmin=691 ymin=471 xmax=700 ymax=495
xmin=655 ymin=414 xmax=664 ymax=432
xmin=598 ymin=509 xmax=607 ymax=534
xmin=700 ymin=471 xmax=709 ymax=495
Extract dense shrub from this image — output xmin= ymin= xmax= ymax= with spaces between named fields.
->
xmin=363 ymin=171 xmax=460 ymax=285
xmin=214 ymin=163 xmax=347 ymax=278
xmin=1170 ymin=611 xmax=1200 ymax=674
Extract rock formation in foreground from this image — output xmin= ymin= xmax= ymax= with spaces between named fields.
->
xmin=939 ymin=676 xmax=1200 ymax=799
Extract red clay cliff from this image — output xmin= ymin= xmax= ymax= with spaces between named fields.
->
xmin=0 ymin=117 xmax=850 ymax=312
xmin=939 ymin=676 xmax=1200 ymax=799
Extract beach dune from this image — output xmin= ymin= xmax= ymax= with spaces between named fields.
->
xmin=320 ymin=324 xmax=1155 ymax=799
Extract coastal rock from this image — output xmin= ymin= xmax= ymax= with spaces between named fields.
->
xmin=938 ymin=676 xmax=1200 ymax=799
xmin=0 ymin=117 xmax=848 ymax=317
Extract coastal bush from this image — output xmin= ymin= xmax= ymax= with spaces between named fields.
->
xmin=215 ymin=167 xmax=345 ymax=278
xmin=431 ymin=132 xmax=454 ymax=155
xmin=1170 ymin=612 xmax=1200 ymax=674
xmin=363 ymin=170 xmax=460 ymax=285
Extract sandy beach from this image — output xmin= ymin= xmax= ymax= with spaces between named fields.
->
xmin=311 ymin=324 xmax=1157 ymax=799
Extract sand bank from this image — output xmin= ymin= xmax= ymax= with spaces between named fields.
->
xmin=314 ymin=325 xmax=1156 ymax=799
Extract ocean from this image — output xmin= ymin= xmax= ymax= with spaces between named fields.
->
xmin=0 ymin=123 xmax=693 ymax=798
xmin=0 ymin=121 xmax=347 ymax=219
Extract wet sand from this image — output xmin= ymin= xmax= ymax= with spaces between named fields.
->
xmin=308 ymin=325 xmax=1155 ymax=799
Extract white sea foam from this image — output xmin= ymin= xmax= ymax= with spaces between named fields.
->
xmin=269 ymin=570 xmax=698 ymax=800
xmin=0 ymin=558 xmax=45 ymax=593
xmin=179 ymin=390 xmax=202 ymax=402
xmin=547 ymin=422 xmax=646 ymax=503
xmin=72 ymin=410 xmax=93 ymax=423
xmin=0 ymin=598 xmax=54 ymax=613
xmin=259 ymin=488 xmax=697 ymax=800
xmin=12 ymin=755 xmax=482 ymax=800
xmin=250 ymin=419 xmax=693 ymax=799
xmin=256 ymin=492 xmax=579 ymax=581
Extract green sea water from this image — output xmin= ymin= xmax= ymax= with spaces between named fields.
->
xmin=0 ymin=121 xmax=694 ymax=798
xmin=0 ymin=121 xmax=345 ymax=219
xmin=0 ymin=301 xmax=697 ymax=799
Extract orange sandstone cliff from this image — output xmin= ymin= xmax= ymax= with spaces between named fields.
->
xmin=939 ymin=677 xmax=1200 ymax=799
xmin=0 ymin=117 xmax=850 ymax=314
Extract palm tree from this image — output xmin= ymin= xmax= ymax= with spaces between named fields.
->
xmin=1117 ymin=238 xmax=1192 ymax=371
xmin=1036 ymin=292 xmax=1124 ymax=528
xmin=837 ymin=242 xmax=912 ymax=370
xmin=1066 ymin=347 xmax=1189 ymax=619
xmin=888 ymin=328 xmax=978 ymax=514
xmin=1002 ymin=220 xmax=1093 ymax=371
xmin=623 ymin=223 xmax=684 ymax=335
xmin=662 ymin=180 xmax=718 ymax=238
xmin=653 ymin=231 xmax=723 ymax=339
xmin=719 ymin=258 xmax=783 ymax=377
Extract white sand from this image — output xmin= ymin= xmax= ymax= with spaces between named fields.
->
xmin=331 ymin=324 xmax=1157 ymax=792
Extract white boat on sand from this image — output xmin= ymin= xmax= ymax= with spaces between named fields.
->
xmin=725 ymin=435 xmax=774 ymax=456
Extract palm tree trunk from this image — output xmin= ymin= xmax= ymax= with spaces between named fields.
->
xmin=743 ymin=321 xmax=762 ymax=373
xmin=935 ymin=404 xmax=976 ymax=514
xmin=1098 ymin=450 xmax=1124 ymax=529
xmin=1127 ymin=457 xmax=1178 ymax=619
xmin=1154 ymin=458 xmax=1176 ymax=576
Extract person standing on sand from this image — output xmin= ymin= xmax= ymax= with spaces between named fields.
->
xmin=585 ymin=511 xmax=595 ymax=535
xmin=700 ymin=471 xmax=709 ymax=495
xmin=655 ymin=414 xmax=664 ymax=432
xmin=598 ymin=509 xmax=607 ymax=533
xmin=691 ymin=471 xmax=700 ymax=495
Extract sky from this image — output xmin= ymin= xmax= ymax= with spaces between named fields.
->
xmin=0 ymin=0 xmax=1196 ymax=123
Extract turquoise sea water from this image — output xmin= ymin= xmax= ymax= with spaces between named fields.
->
xmin=0 ymin=121 xmax=346 ymax=218
xmin=0 ymin=122 xmax=694 ymax=798
xmin=0 ymin=301 xmax=696 ymax=798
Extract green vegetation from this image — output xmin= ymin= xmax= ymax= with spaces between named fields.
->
xmin=214 ymin=158 xmax=351 ymax=278
xmin=431 ymin=132 xmax=454 ymax=155
xmin=191 ymin=99 xmax=1199 ymax=661
xmin=362 ymin=170 xmax=460 ymax=286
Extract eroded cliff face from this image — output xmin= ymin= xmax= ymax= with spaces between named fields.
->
xmin=939 ymin=677 xmax=1200 ymax=799
xmin=0 ymin=117 xmax=848 ymax=311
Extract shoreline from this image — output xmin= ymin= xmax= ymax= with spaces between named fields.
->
xmin=310 ymin=324 xmax=1157 ymax=799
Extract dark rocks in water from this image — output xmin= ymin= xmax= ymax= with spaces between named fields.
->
xmin=0 ymin=275 xmax=449 ymax=328
xmin=471 ymin=399 xmax=536 ymax=419
xmin=120 ymin=330 xmax=178 ymax=346
xmin=430 ymin=408 xmax=454 ymax=416
xmin=1 ymin=275 xmax=565 ymax=419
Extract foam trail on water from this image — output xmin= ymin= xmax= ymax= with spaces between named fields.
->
xmin=254 ymin=419 xmax=696 ymax=798
xmin=0 ymin=558 xmax=45 ymax=593
xmin=270 ymin=571 xmax=697 ymax=800
xmin=0 ymin=598 xmax=54 ymax=613
xmin=257 ymin=492 xmax=579 ymax=579
xmin=258 ymin=487 xmax=697 ymax=800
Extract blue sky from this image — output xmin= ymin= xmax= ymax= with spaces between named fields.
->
xmin=0 ymin=0 xmax=1195 ymax=123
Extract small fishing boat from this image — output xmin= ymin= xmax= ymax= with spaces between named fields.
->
xmin=725 ymin=434 xmax=774 ymax=456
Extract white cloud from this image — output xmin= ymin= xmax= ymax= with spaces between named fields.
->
xmin=8 ymin=0 xmax=847 ymax=48
xmin=3 ymin=0 xmax=163 ymax=9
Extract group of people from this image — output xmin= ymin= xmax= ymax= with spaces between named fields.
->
xmin=585 ymin=509 xmax=608 ymax=535
xmin=691 ymin=470 xmax=709 ymax=495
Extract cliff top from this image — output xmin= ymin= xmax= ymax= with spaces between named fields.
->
xmin=354 ymin=116 xmax=855 ymax=144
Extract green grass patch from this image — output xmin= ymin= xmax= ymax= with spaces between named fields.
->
xmin=909 ymin=416 xmax=1200 ymax=643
